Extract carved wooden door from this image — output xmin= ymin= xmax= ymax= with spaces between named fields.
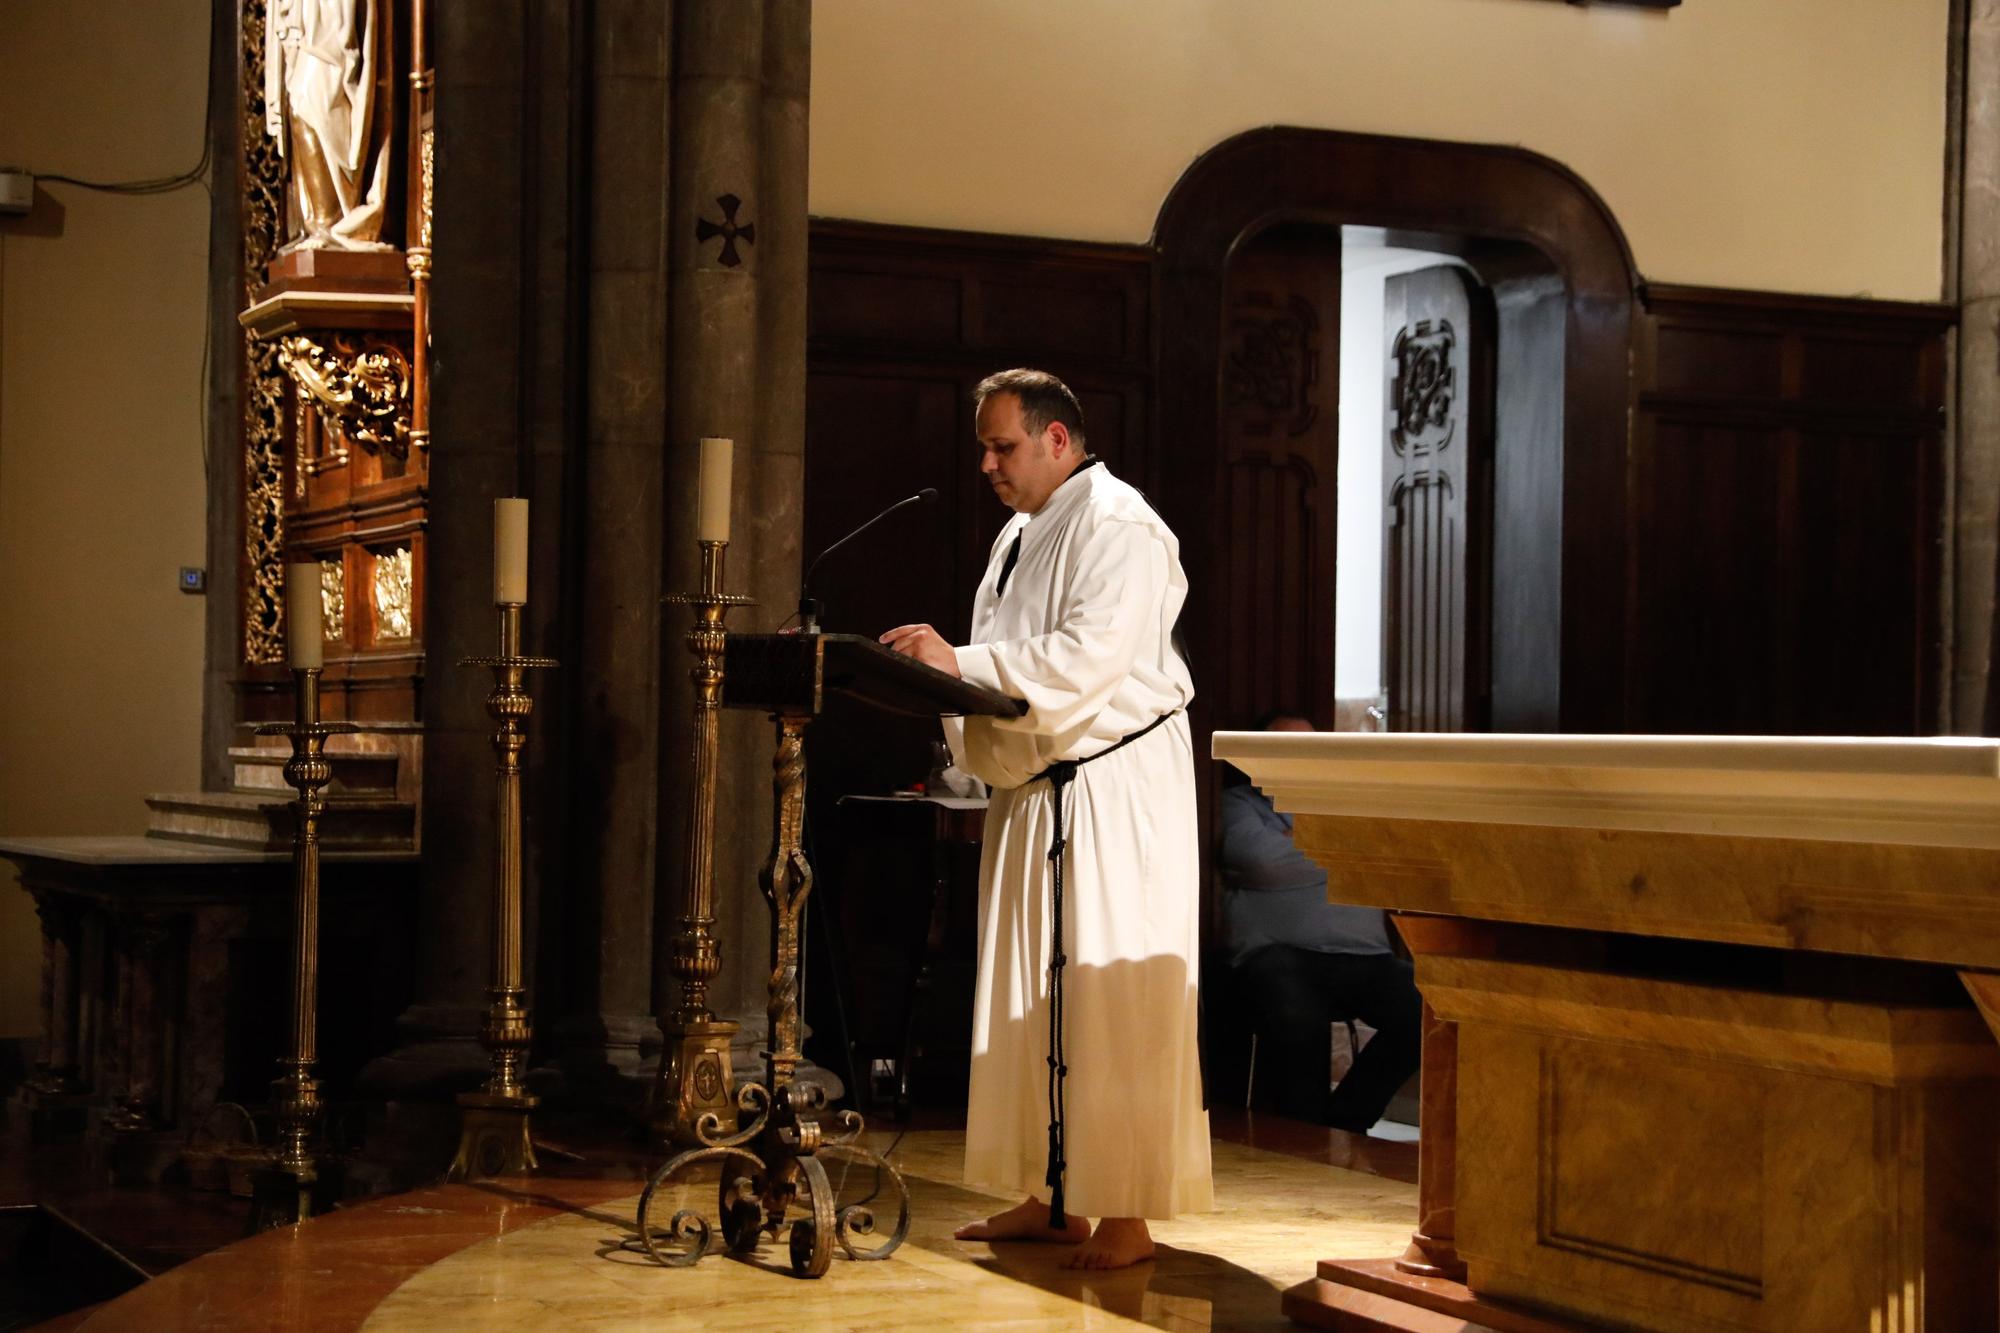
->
xmin=1217 ymin=229 xmax=1342 ymax=731
xmin=1382 ymin=265 xmax=1493 ymax=732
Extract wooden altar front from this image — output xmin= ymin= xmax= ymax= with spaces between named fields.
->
xmin=1212 ymin=732 xmax=2000 ymax=1332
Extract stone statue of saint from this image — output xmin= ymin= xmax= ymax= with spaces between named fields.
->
xmin=265 ymin=0 xmax=394 ymax=252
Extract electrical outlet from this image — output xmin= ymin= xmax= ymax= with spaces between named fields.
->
xmin=179 ymin=567 xmax=207 ymax=594
xmin=0 ymin=169 xmax=32 ymax=217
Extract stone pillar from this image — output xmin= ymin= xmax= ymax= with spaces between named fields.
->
xmin=378 ymin=0 xmax=549 ymax=1095
xmin=105 ymin=913 xmax=177 ymax=1129
xmin=1955 ymin=0 xmax=2000 ymax=730
xmin=539 ymin=0 xmax=676 ymax=1093
xmin=652 ymin=0 xmax=812 ymax=1118
xmin=380 ymin=0 xmax=811 ymax=1122
xmin=737 ymin=2 xmax=811 ymax=1067
xmin=26 ymin=887 xmax=79 ymax=1094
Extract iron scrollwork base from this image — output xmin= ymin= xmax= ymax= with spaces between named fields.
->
xmin=633 ymin=1083 xmax=910 ymax=1278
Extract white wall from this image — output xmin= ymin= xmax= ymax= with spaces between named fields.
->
xmin=0 ymin=0 xmax=212 ymax=1038
xmin=812 ymin=0 xmax=1950 ymax=301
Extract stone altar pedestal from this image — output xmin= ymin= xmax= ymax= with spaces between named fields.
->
xmin=0 ymin=835 xmax=418 ymax=1181
xmin=1213 ymin=732 xmax=2000 ymax=1332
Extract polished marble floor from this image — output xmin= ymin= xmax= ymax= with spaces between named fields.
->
xmin=68 ymin=1125 xmax=1419 ymax=1331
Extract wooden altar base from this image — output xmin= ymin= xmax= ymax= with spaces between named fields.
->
xmin=1284 ymin=1258 xmax=1595 ymax=1333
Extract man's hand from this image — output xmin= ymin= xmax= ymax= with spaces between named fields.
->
xmin=879 ymin=623 xmax=961 ymax=678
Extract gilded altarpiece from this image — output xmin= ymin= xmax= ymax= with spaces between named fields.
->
xmin=236 ymin=0 xmax=434 ymax=725
xmin=239 ymin=0 xmax=288 ymax=668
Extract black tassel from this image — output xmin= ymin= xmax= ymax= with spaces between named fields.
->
xmin=1044 ymin=762 xmax=1076 ymax=1232
xmin=1023 ymin=715 xmax=1176 ymax=1237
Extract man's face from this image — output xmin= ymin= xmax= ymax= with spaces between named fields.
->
xmin=976 ymin=392 xmax=1073 ymax=514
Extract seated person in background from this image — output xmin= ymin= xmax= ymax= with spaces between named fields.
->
xmin=1216 ymin=712 xmax=1423 ymax=1132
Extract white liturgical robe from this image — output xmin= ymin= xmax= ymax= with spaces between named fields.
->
xmin=944 ymin=463 xmax=1214 ymax=1220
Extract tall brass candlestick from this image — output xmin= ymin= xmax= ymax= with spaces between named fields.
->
xmin=249 ymin=668 xmax=355 ymax=1231
xmin=448 ymin=603 xmax=556 ymax=1180
xmin=652 ymin=539 xmax=754 ymax=1145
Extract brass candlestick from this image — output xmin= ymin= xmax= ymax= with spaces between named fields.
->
xmin=447 ymin=603 xmax=556 ymax=1180
xmin=249 ymin=668 xmax=355 ymax=1231
xmin=635 ymin=544 xmax=911 ymax=1279
xmin=652 ymin=539 xmax=755 ymax=1146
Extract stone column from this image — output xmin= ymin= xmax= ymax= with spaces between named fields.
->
xmin=384 ymin=0 xmax=811 ymax=1119
xmin=26 ymin=886 xmax=79 ymax=1094
xmin=734 ymin=2 xmax=811 ymax=1076
xmin=376 ymin=0 xmax=547 ymax=1095
xmin=652 ymin=0 xmax=811 ymax=1123
xmin=537 ymin=0 xmax=676 ymax=1094
xmin=1955 ymin=0 xmax=2000 ymax=729
xmin=105 ymin=913 xmax=177 ymax=1129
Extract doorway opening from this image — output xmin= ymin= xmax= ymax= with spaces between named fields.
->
xmin=1154 ymin=127 xmax=1638 ymax=747
xmin=1215 ymin=216 xmax=1566 ymax=740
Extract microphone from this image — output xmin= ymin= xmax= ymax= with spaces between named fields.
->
xmin=799 ymin=487 xmax=940 ymax=632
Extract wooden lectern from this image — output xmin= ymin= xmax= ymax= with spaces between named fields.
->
xmin=728 ymin=631 xmax=1017 ymax=1118
xmin=1213 ymin=732 xmax=2000 ymax=1332
xmin=716 ymin=630 xmax=1020 ymax=1101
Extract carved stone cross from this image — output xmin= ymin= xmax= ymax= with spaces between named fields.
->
xmin=695 ymin=193 xmax=756 ymax=268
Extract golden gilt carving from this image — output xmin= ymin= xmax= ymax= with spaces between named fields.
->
xmin=372 ymin=546 xmax=413 ymax=641
xmin=242 ymin=0 xmax=290 ymax=666
xmin=419 ymin=127 xmax=434 ymax=252
xmin=277 ymin=334 xmax=412 ymax=457
xmin=319 ymin=559 xmax=345 ymax=644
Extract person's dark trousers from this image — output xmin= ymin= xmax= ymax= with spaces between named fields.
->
xmin=1234 ymin=944 xmax=1423 ymax=1131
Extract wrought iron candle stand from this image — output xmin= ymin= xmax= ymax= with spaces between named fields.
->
xmin=248 ymin=667 xmax=356 ymax=1231
xmin=638 ymin=539 xmax=911 ymax=1279
xmin=447 ymin=602 xmax=557 ymax=1180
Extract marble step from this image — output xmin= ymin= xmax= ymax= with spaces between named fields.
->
xmin=144 ymin=790 xmax=416 ymax=853
xmin=228 ymin=745 xmax=398 ymax=797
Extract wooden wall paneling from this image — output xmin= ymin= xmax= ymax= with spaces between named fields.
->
xmin=803 ymin=222 xmax=1155 ymax=1098
xmin=1631 ymin=417 xmax=1787 ymax=733
xmin=1154 ymin=128 xmax=1641 ymax=747
xmin=1632 ymin=286 xmax=1952 ymax=736
xmin=1217 ymin=228 xmax=1341 ymax=731
xmin=1791 ymin=427 xmax=1933 ymax=734
xmin=806 ymin=222 xmax=1154 ymax=655
xmin=1488 ymin=271 xmax=1567 ymax=731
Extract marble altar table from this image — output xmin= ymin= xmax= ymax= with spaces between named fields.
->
xmin=1212 ymin=732 xmax=2000 ymax=1332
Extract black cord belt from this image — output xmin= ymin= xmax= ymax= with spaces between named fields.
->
xmin=1027 ymin=708 xmax=1178 ymax=1228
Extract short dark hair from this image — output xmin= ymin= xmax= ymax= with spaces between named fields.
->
xmin=974 ymin=368 xmax=1086 ymax=447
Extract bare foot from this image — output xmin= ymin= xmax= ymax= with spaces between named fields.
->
xmin=954 ymin=1196 xmax=1093 ymax=1243
xmin=1065 ymin=1216 xmax=1155 ymax=1269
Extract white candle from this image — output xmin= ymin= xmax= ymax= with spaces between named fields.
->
xmin=494 ymin=497 xmax=530 ymax=604
xmin=286 ymin=562 xmax=323 ymax=669
xmin=697 ymin=437 xmax=733 ymax=543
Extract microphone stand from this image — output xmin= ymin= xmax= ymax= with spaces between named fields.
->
xmin=798 ymin=488 xmax=937 ymax=633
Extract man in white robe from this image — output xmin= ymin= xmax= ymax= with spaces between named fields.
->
xmin=882 ymin=369 xmax=1213 ymax=1269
